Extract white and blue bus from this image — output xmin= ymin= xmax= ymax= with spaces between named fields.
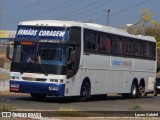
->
xmin=8 ymin=20 xmax=157 ymax=101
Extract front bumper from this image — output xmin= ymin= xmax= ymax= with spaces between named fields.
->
xmin=10 ymin=80 xmax=65 ymax=96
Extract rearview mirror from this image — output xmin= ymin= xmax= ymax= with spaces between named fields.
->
xmin=6 ymin=44 xmax=13 ymax=60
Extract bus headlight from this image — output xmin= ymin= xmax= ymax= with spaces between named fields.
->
xmin=50 ymin=79 xmax=58 ymax=82
xmin=11 ymin=76 xmax=19 ymax=80
xmin=50 ymin=79 xmax=64 ymax=83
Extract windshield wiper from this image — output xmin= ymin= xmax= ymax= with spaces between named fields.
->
xmin=36 ymin=56 xmax=48 ymax=76
xmin=37 ymin=61 xmax=48 ymax=76
xmin=20 ymin=57 xmax=48 ymax=76
xmin=20 ymin=57 xmax=35 ymax=74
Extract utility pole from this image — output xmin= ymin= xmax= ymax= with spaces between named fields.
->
xmin=103 ymin=9 xmax=111 ymax=26
xmin=88 ymin=17 xmax=93 ymax=23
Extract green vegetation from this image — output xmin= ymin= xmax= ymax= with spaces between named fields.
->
xmin=130 ymin=100 xmax=142 ymax=111
xmin=0 ymin=103 xmax=16 ymax=111
xmin=133 ymin=104 xmax=142 ymax=111
xmin=121 ymin=9 xmax=160 ymax=67
xmin=56 ymin=105 xmax=87 ymax=117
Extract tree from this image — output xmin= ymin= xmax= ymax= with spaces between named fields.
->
xmin=121 ymin=9 xmax=160 ymax=67
xmin=121 ymin=9 xmax=160 ymax=36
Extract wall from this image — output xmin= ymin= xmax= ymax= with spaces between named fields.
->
xmin=0 ymin=79 xmax=9 ymax=92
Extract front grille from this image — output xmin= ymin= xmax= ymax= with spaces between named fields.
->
xmin=22 ymin=77 xmax=36 ymax=81
xmin=22 ymin=77 xmax=46 ymax=82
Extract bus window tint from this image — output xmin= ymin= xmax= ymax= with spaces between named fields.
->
xmin=134 ymin=41 xmax=143 ymax=57
xmin=99 ymin=34 xmax=111 ymax=53
xmin=84 ymin=30 xmax=98 ymax=51
xmin=92 ymin=33 xmax=97 ymax=50
xmin=84 ymin=30 xmax=92 ymax=50
xmin=151 ymin=43 xmax=156 ymax=58
xmin=143 ymin=42 xmax=151 ymax=58
xmin=112 ymin=36 xmax=123 ymax=54
xmin=123 ymin=38 xmax=133 ymax=56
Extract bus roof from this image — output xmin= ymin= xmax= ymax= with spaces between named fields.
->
xmin=19 ymin=20 xmax=156 ymax=42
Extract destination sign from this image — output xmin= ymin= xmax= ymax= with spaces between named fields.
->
xmin=16 ymin=26 xmax=69 ymax=40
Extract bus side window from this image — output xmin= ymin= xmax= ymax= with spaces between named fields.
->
xmin=151 ymin=43 xmax=156 ymax=59
xmin=99 ymin=34 xmax=111 ymax=53
xmin=143 ymin=42 xmax=150 ymax=58
xmin=134 ymin=41 xmax=143 ymax=57
xmin=84 ymin=29 xmax=98 ymax=51
xmin=106 ymin=36 xmax=111 ymax=53
xmin=99 ymin=34 xmax=106 ymax=51
xmin=123 ymin=38 xmax=133 ymax=56
xmin=84 ymin=30 xmax=92 ymax=50
xmin=112 ymin=36 xmax=123 ymax=54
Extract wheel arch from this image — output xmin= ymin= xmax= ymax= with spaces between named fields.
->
xmin=132 ymin=78 xmax=138 ymax=87
xmin=82 ymin=77 xmax=91 ymax=88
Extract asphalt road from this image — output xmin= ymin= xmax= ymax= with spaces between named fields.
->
xmin=0 ymin=94 xmax=160 ymax=111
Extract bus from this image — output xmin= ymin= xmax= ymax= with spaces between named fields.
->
xmin=7 ymin=20 xmax=157 ymax=101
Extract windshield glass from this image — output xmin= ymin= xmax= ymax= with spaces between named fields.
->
xmin=13 ymin=42 xmax=67 ymax=65
xmin=38 ymin=43 xmax=66 ymax=65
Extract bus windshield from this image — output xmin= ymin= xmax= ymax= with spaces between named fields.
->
xmin=38 ymin=43 xmax=66 ymax=65
xmin=13 ymin=42 xmax=67 ymax=66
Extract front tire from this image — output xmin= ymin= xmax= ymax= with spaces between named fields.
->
xmin=79 ymin=82 xmax=90 ymax=102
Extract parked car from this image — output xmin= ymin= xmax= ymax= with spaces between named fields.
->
xmin=154 ymin=78 xmax=160 ymax=96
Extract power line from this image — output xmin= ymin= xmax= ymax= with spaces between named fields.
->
xmin=56 ymin=0 xmax=103 ymax=19
xmin=17 ymin=0 xmax=80 ymax=18
xmin=94 ymin=0 xmax=151 ymax=22
xmin=7 ymin=0 xmax=44 ymax=9
xmin=62 ymin=0 xmax=115 ymax=19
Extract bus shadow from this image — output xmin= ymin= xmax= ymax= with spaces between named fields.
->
xmin=11 ymin=95 xmax=155 ymax=103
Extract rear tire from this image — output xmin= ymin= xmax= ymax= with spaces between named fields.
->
xmin=138 ymin=85 xmax=145 ymax=97
xmin=154 ymin=90 xmax=157 ymax=96
xmin=144 ymin=92 xmax=147 ymax=96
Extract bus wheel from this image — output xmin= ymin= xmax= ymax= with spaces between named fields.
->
xmin=144 ymin=92 xmax=147 ymax=96
xmin=154 ymin=90 xmax=157 ymax=96
xmin=130 ymin=82 xmax=138 ymax=98
xmin=79 ymin=82 xmax=90 ymax=102
xmin=30 ymin=93 xmax=47 ymax=99
xmin=138 ymin=85 xmax=145 ymax=97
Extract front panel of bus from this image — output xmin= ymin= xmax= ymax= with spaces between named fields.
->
xmin=10 ymin=25 xmax=81 ymax=96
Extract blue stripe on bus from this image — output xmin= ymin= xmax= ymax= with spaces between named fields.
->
xmin=10 ymin=80 xmax=65 ymax=96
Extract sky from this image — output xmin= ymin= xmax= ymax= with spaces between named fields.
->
xmin=0 ymin=0 xmax=160 ymax=30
